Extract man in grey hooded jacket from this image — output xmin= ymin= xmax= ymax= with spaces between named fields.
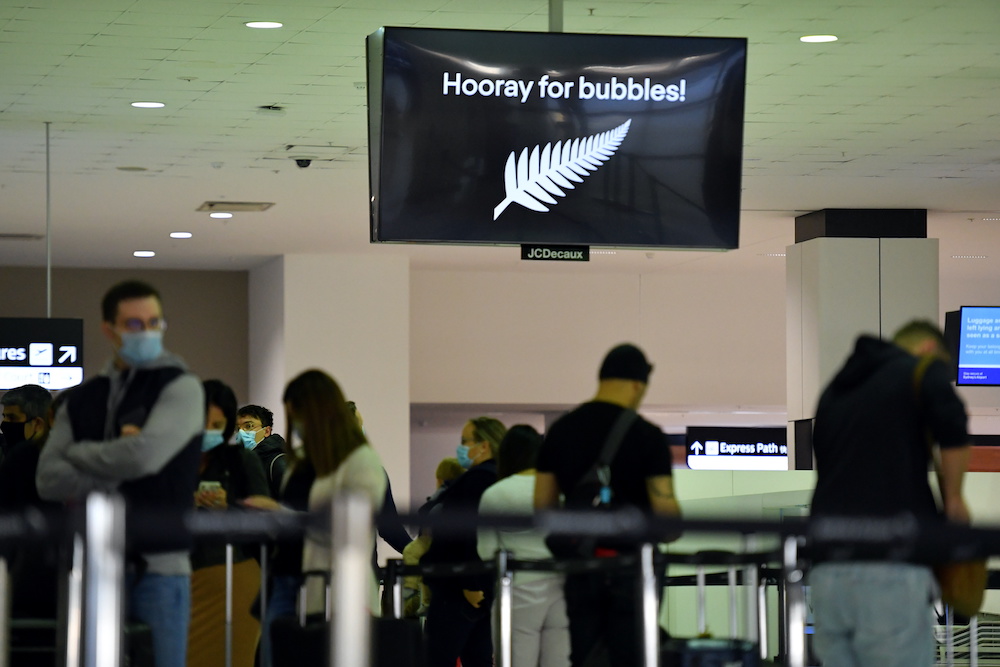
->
xmin=37 ymin=279 xmax=203 ymax=667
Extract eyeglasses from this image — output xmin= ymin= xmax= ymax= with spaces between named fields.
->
xmin=238 ymin=421 xmax=262 ymax=432
xmin=119 ymin=317 xmax=167 ymax=333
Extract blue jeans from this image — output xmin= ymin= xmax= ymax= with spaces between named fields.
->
xmin=810 ymin=562 xmax=936 ymax=667
xmin=127 ymin=573 xmax=190 ymax=667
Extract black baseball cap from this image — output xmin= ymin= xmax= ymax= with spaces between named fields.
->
xmin=598 ymin=343 xmax=653 ymax=383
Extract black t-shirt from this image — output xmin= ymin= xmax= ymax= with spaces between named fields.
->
xmin=537 ymin=401 xmax=673 ymax=512
xmin=811 ymin=337 xmax=968 ymax=519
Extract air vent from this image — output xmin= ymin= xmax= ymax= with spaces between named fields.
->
xmin=196 ymin=201 xmax=274 ymax=212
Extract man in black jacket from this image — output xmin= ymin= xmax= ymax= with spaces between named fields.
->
xmin=422 ymin=416 xmax=507 ymax=667
xmin=236 ymin=404 xmax=286 ymax=498
xmin=809 ymin=320 xmax=971 ymax=667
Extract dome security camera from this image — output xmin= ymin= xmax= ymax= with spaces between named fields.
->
xmin=295 ymin=158 xmax=312 ymax=168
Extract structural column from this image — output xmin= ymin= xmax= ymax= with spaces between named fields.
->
xmin=786 ymin=209 xmax=937 ymax=469
xmin=247 ymin=253 xmax=411 ymax=510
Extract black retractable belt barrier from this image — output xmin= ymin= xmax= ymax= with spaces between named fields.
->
xmin=14 ymin=504 xmax=1000 ymax=667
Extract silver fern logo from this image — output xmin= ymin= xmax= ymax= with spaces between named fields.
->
xmin=493 ymin=119 xmax=632 ymax=220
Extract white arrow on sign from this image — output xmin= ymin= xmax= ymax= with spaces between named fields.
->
xmin=58 ymin=346 xmax=77 ymax=363
xmin=690 ymin=441 xmax=704 ymax=454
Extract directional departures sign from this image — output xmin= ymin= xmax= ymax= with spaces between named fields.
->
xmin=685 ymin=426 xmax=789 ymax=471
xmin=0 ymin=318 xmax=84 ymax=390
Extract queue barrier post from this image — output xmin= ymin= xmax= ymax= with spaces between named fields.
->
xmin=495 ymin=549 xmax=513 ymax=667
xmin=330 ymin=492 xmax=373 ymax=667
xmin=781 ymin=535 xmax=806 ymax=667
xmin=639 ymin=543 xmax=659 ymax=667
xmin=0 ymin=556 xmax=9 ymax=667
xmin=82 ymin=491 xmax=126 ymax=667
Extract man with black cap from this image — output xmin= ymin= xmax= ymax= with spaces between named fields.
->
xmin=535 ymin=343 xmax=679 ymax=667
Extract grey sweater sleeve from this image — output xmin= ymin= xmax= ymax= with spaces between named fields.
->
xmin=64 ymin=373 xmax=204 ymax=480
xmin=37 ymin=404 xmax=117 ymax=501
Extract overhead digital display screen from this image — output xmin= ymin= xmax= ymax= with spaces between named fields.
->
xmin=957 ymin=306 xmax=1000 ymax=386
xmin=368 ymin=27 xmax=747 ymax=250
xmin=0 ymin=318 xmax=84 ymax=391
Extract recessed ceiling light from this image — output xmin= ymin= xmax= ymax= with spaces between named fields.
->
xmin=952 ymin=255 xmax=988 ymax=259
xmin=245 ymin=21 xmax=283 ymax=29
xmin=591 ymin=250 xmax=617 ymax=255
xmin=209 ymin=212 xmax=233 ymax=219
xmin=759 ymin=253 xmax=787 ymax=257
xmin=131 ymin=101 xmax=165 ymax=108
xmin=133 ymin=250 xmax=156 ymax=258
xmin=800 ymin=35 xmax=838 ymax=43
xmin=170 ymin=232 xmax=193 ymax=239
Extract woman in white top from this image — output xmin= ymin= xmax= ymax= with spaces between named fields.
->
xmin=478 ymin=425 xmax=570 ymax=667
xmin=283 ymin=369 xmax=386 ymax=616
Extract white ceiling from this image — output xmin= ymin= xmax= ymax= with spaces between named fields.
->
xmin=1 ymin=0 xmax=999 ymax=275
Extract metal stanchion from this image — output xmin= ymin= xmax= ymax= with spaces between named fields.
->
xmin=495 ymin=549 xmax=513 ymax=667
xmin=330 ymin=492 xmax=373 ymax=667
xmin=225 ymin=543 xmax=234 ymax=667
xmin=639 ymin=543 xmax=659 ymax=667
xmin=727 ymin=563 xmax=738 ymax=638
xmin=782 ymin=536 xmax=805 ymax=667
xmin=945 ymin=606 xmax=954 ymax=667
xmin=0 ymin=556 xmax=10 ymax=667
xmin=696 ymin=565 xmax=707 ymax=636
xmin=970 ymin=613 xmax=979 ymax=667
xmin=757 ymin=573 xmax=769 ymax=660
xmin=259 ymin=543 xmax=269 ymax=667
xmin=82 ymin=492 xmax=125 ymax=667
xmin=386 ymin=559 xmax=404 ymax=620
xmin=741 ymin=535 xmax=759 ymax=645
xmin=65 ymin=533 xmax=85 ymax=667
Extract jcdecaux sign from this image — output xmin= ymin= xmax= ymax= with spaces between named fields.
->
xmin=521 ymin=244 xmax=589 ymax=262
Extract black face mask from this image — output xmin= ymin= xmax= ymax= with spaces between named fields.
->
xmin=0 ymin=420 xmax=27 ymax=447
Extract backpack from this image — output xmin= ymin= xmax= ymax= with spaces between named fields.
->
xmin=545 ymin=409 xmax=638 ymax=558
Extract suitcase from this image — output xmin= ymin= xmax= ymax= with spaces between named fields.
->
xmin=661 ymin=637 xmax=758 ymax=667
xmin=271 ymin=614 xmax=424 ymax=667
xmin=661 ymin=553 xmax=760 ymax=667
xmin=7 ymin=617 xmax=153 ymax=667
xmin=269 ymin=571 xmax=424 ymax=667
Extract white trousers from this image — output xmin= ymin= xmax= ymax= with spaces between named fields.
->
xmin=496 ymin=575 xmax=571 ymax=667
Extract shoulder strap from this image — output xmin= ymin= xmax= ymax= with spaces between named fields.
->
xmin=596 ymin=408 xmax=639 ymax=466
xmin=269 ymin=452 xmax=285 ymax=482
xmin=565 ymin=408 xmax=639 ymax=504
xmin=912 ymin=354 xmax=936 ymax=400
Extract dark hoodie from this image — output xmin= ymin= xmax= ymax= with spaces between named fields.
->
xmin=251 ymin=433 xmax=287 ymax=498
xmin=810 ymin=335 xmax=967 ymax=520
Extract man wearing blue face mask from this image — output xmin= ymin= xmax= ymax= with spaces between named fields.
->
xmin=37 ymin=279 xmax=203 ymax=667
xmin=236 ymin=404 xmax=286 ymax=499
